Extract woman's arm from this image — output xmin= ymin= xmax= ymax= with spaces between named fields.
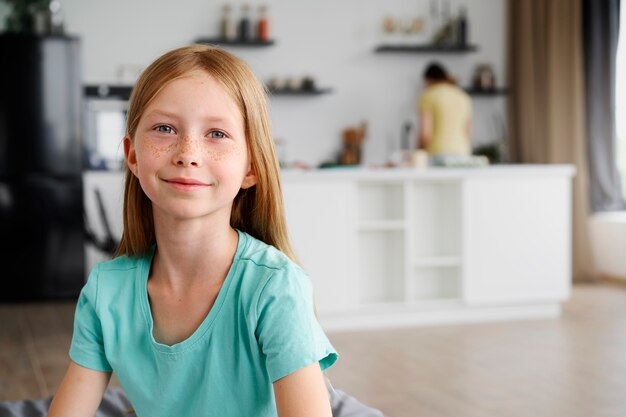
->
xmin=466 ymin=118 xmax=472 ymax=142
xmin=418 ymin=110 xmax=433 ymax=150
xmin=47 ymin=360 xmax=111 ymax=417
xmin=273 ymin=362 xmax=332 ymax=417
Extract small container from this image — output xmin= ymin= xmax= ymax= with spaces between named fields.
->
xmin=221 ymin=4 xmax=236 ymax=41
xmin=49 ymin=0 xmax=65 ymax=35
xmin=301 ymin=76 xmax=316 ymax=91
xmin=256 ymin=5 xmax=270 ymax=42
xmin=238 ymin=4 xmax=253 ymax=42
xmin=457 ymin=6 xmax=468 ymax=46
xmin=410 ymin=150 xmax=429 ymax=169
xmin=268 ymin=77 xmax=286 ymax=91
xmin=473 ymin=64 xmax=496 ymax=91
xmin=32 ymin=9 xmax=50 ymax=35
xmin=286 ymin=77 xmax=302 ymax=91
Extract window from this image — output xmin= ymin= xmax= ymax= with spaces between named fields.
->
xmin=616 ymin=4 xmax=626 ymax=198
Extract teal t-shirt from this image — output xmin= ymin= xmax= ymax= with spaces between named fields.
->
xmin=69 ymin=230 xmax=338 ymax=417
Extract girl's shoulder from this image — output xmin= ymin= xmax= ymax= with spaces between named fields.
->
xmin=85 ymin=248 xmax=153 ymax=292
xmin=96 ymin=249 xmax=153 ymax=273
xmin=235 ymin=232 xmax=312 ymax=300
xmin=237 ymin=231 xmax=300 ymax=274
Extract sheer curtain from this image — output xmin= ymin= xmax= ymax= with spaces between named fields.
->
xmin=507 ymin=0 xmax=594 ymax=282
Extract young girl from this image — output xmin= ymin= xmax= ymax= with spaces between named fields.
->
xmin=48 ymin=44 xmax=338 ymax=417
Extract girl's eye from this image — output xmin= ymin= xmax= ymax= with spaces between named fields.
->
xmin=209 ymin=131 xmax=227 ymax=139
xmin=155 ymin=125 xmax=174 ymax=134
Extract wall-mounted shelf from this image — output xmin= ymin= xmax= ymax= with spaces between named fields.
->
xmin=268 ymin=87 xmax=333 ymax=96
xmin=375 ymin=44 xmax=478 ymax=53
xmin=464 ymin=87 xmax=509 ymax=96
xmin=84 ymin=85 xmax=133 ymax=100
xmin=195 ymin=38 xmax=275 ymax=47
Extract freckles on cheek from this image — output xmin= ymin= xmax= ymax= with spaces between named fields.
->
xmin=141 ymin=138 xmax=175 ymax=159
xmin=205 ymin=143 xmax=244 ymax=162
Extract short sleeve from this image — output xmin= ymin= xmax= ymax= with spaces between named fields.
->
xmin=255 ymin=265 xmax=338 ymax=382
xmin=418 ymin=90 xmax=433 ymax=112
xmin=69 ymin=264 xmax=112 ymax=372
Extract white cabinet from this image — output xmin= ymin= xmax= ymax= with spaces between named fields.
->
xmin=281 ymin=165 xmax=576 ymax=331
xmin=463 ymin=177 xmax=572 ymax=305
xmin=282 ymin=181 xmax=359 ymax=313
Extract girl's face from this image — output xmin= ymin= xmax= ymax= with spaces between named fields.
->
xmin=124 ymin=70 xmax=256 ymax=223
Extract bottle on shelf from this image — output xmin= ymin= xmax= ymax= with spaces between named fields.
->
xmin=238 ymin=4 xmax=253 ymax=42
xmin=220 ymin=4 xmax=236 ymax=41
xmin=457 ymin=6 xmax=468 ymax=47
xmin=256 ymin=5 xmax=270 ymax=42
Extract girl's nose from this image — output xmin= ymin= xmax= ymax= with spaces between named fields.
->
xmin=173 ymin=136 xmax=202 ymax=167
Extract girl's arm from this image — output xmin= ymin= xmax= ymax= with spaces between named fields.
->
xmin=273 ymin=362 xmax=332 ymax=417
xmin=47 ymin=360 xmax=111 ymax=417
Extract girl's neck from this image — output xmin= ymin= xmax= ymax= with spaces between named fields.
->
xmin=151 ymin=219 xmax=239 ymax=290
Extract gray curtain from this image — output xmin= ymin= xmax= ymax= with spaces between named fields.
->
xmin=583 ymin=0 xmax=626 ymax=212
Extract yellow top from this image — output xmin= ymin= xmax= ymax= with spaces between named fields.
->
xmin=418 ymin=83 xmax=472 ymax=156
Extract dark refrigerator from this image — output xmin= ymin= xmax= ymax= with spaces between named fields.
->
xmin=0 ymin=34 xmax=85 ymax=301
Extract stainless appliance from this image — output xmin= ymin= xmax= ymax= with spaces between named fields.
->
xmin=0 ymin=34 xmax=84 ymax=301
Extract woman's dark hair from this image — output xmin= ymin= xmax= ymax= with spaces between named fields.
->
xmin=423 ymin=62 xmax=448 ymax=82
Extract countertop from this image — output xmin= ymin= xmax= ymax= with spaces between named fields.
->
xmin=280 ymin=164 xmax=577 ymax=181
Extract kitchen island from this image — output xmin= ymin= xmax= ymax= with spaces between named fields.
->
xmin=280 ymin=164 xmax=576 ymax=331
xmin=84 ymin=164 xmax=576 ymax=331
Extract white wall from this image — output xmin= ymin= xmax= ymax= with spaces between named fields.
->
xmin=1 ymin=0 xmax=507 ymax=167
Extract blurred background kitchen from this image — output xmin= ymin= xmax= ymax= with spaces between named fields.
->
xmin=1 ymin=1 xmax=626 ymax=416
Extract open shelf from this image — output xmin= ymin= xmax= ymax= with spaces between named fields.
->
xmin=464 ymin=87 xmax=509 ymax=96
xmin=358 ymin=182 xmax=404 ymax=223
xmin=195 ymin=38 xmax=275 ymax=47
xmin=375 ymin=44 xmax=478 ymax=53
xmin=84 ymin=85 xmax=133 ymax=100
xmin=268 ymin=87 xmax=333 ymax=96
xmin=412 ymin=182 xmax=462 ymax=259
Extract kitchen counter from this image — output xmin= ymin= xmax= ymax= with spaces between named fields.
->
xmin=280 ymin=163 xmax=576 ymax=330
xmin=281 ymin=164 xmax=576 ymax=181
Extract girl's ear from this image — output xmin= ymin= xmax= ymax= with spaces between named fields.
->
xmin=241 ymin=164 xmax=257 ymax=189
xmin=124 ymin=135 xmax=138 ymax=176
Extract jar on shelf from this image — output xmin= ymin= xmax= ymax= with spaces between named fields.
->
xmin=238 ymin=4 xmax=253 ymax=42
xmin=472 ymin=63 xmax=496 ymax=91
xmin=220 ymin=4 xmax=236 ymax=41
xmin=256 ymin=5 xmax=270 ymax=42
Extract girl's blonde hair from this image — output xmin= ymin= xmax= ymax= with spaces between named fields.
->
xmin=114 ymin=44 xmax=296 ymax=262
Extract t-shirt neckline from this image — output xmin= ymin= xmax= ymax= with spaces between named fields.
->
xmin=137 ymin=229 xmax=247 ymax=354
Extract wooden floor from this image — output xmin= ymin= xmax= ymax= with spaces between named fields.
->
xmin=1 ymin=282 xmax=625 ymax=417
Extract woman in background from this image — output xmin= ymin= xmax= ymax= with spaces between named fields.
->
xmin=416 ymin=62 xmax=472 ymax=156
